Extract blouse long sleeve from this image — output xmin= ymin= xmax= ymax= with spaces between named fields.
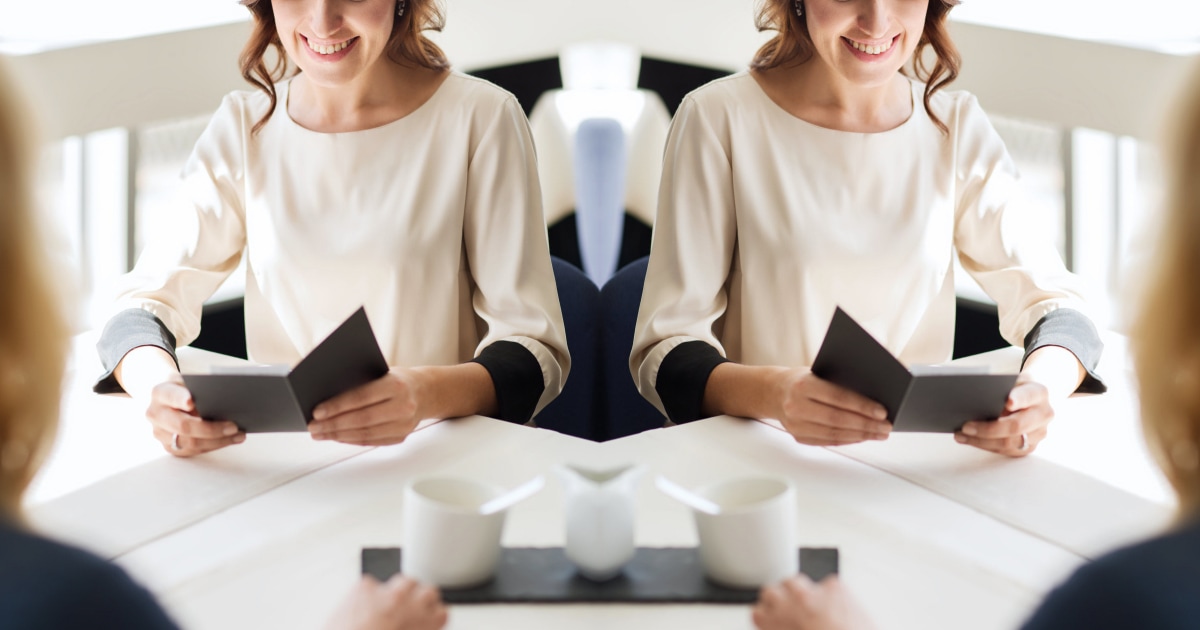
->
xmin=629 ymin=95 xmax=736 ymax=419
xmin=464 ymin=96 xmax=570 ymax=419
xmin=94 ymin=95 xmax=248 ymax=392
xmin=952 ymin=95 xmax=1105 ymax=391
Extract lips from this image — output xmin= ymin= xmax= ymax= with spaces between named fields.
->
xmin=304 ymin=35 xmax=358 ymax=56
xmin=841 ymin=34 xmax=900 ymax=61
xmin=845 ymin=36 xmax=895 ymax=56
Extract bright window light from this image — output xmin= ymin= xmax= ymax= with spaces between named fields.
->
xmin=953 ymin=0 xmax=1200 ymax=54
xmin=0 ymin=1 xmax=247 ymax=53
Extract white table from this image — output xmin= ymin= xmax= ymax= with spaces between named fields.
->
xmin=28 ymin=337 xmax=1171 ymax=630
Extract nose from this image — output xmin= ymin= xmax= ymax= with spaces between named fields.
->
xmin=309 ymin=0 xmax=344 ymax=38
xmin=858 ymin=0 xmax=892 ymax=39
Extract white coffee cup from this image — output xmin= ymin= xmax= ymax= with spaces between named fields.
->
xmin=402 ymin=477 xmax=507 ymax=589
xmin=692 ymin=476 xmax=798 ymax=589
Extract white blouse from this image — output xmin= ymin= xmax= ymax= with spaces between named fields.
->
xmin=107 ymin=72 xmax=569 ymax=414
xmin=631 ymin=72 xmax=1094 ymax=415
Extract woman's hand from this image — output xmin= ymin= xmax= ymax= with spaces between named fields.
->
xmin=772 ymin=368 xmax=892 ymax=446
xmin=955 ymin=345 xmax=1085 ymax=458
xmin=146 ymin=375 xmax=245 ymax=456
xmin=308 ymin=368 xmax=425 ymax=446
xmin=326 ymin=576 xmax=447 ymax=630
xmin=955 ymin=378 xmax=1051 ymax=457
xmin=116 ymin=346 xmax=244 ymax=457
xmin=308 ymin=363 xmax=498 ymax=446
xmin=704 ymin=364 xmax=892 ymax=446
xmin=753 ymin=575 xmax=876 ymax=630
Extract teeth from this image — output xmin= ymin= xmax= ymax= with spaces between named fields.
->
xmin=307 ymin=38 xmax=351 ymax=55
xmin=849 ymin=38 xmax=893 ymax=55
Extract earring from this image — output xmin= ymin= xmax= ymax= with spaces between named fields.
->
xmin=397 ymin=0 xmax=406 ymax=17
xmin=794 ymin=0 xmax=803 ymax=18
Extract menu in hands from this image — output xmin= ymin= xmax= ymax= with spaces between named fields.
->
xmin=183 ymin=307 xmax=389 ymax=433
xmin=811 ymin=307 xmax=1017 ymax=433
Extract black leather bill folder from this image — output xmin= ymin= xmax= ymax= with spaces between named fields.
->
xmin=182 ymin=307 xmax=389 ymax=433
xmin=811 ymin=307 xmax=1017 ymax=433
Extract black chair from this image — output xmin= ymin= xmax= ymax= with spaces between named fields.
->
xmin=598 ymin=256 xmax=666 ymax=440
xmin=534 ymin=257 xmax=601 ymax=440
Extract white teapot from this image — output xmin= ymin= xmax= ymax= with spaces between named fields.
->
xmin=556 ymin=463 xmax=644 ymax=581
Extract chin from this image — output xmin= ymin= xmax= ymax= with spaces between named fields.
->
xmin=305 ymin=72 xmax=358 ymax=88
xmin=842 ymin=68 xmax=903 ymax=88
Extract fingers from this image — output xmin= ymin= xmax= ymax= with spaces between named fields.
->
xmin=313 ymin=374 xmax=401 ymax=421
xmin=781 ymin=375 xmax=892 ymax=439
xmin=757 ymin=583 xmax=785 ymax=611
xmin=145 ymin=381 xmax=241 ymax=456
xmin=753 ymin=577 xmax=816 ymax=630
xmin=383 ymin=576 xmax=447 ymax=629
xmin=957 ymin=426 xmax=1048 ymax=458
xmin=806 ymin=378 xmax=888 ymax=421
xmin=782 ymin=574 xmax=815 ymax=593
xmin=309 ymin=376 xmax=421 ymax=444
xmin=1005 ymin=380 xmax=1049 ymax=413
xmin=151 ymin=380 xmax=195 ymax=413
xmin=782 ymin=407 xmax=892 ymax=444
xmin=960 ymin=410 xmax=1049 ymax=441
xmin=310 ymin=400 xmax=402 ymax=437
xmin=308 ymin=405 xmax=419 ymax=446
xmin=960 ymin=393 xmax=1054 ymax=440
xmin=150 ymin=406 xmax=241 ymax=439
xmin=152 ymin=426 xmax=244 ymax=457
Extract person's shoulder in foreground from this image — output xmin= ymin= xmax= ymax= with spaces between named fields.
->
xmin=1022 ymin=518 xmax=1200 ymax=629
xmin=0 ymin=520 xmax=178 ymax=629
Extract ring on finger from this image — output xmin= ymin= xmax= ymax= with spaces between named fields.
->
xmin=1019 ymin=432 xmax=1029 ymax=452
xmin=171 ymin=433 xmax=182 ymax=452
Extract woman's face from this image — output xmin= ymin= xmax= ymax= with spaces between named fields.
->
xmin=803 ymin=0 xmax=929 ymax=87
xmin=272 ymin=0 xmax=397 ymax=88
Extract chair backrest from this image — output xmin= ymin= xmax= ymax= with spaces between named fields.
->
xmin=575 ymin=118 xmax=627 ymax=286
xmin=534 ymin=257 xmax=600 ymax=440
xmin=598 ymin=256 xmax=666 ymax=440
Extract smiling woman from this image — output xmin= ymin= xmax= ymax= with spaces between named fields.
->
xmin=92 ymin=0 xmax=568 ymax=462
xmin=238 ymin=0 xmax=448 ymax=133
xmin=753 ymin=0 xmax=960 ymax=132
xmin=631 ymin=0 xmax=1105 ymax=461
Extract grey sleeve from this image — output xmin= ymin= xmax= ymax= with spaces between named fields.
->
xmin=1021 ymin=308 xmax=1106 ymax=394
xmin=93 ymin=309 xmax=179 ymax=395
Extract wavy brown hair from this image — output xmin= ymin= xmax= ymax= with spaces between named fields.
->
xmin=1132 ymin=61 xmax=1200 ymax=521
xmin=0 ymin=59 xmax=69 ymax=523
xmin=751 ymin=0 xmax=962 ymax=134
xmin=238 ymin=0 xmax=450 ymax=134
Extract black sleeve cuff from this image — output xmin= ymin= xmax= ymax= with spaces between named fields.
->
xmin=471 ymin=340 xmax=545 ymax=424
xmin=1021 ymin=308 xmax=1107 ymax=394
xmin=94 ymin=309 xmax=179 ymax=395
xmin=655 ymin=340 xmax=730 ymax=424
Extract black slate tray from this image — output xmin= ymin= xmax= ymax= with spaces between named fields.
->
xmin=361 ymin=547 xmax=838 ymax=604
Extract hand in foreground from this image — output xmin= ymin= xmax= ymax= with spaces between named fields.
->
xmin=308 ymin=368 xmax=424 ymax=446
xmin=753 ymin=575 xmax=876 ymax=630
xmin=774 ymin=369 xmax=892 ymax=446
xmin=955 ymin=378 xmax=1051 ymax=458
xmin=146 ymin=374 xmax=244 ymax=457
xmin=117 ymin=345 xmax=243 ymax=457
xmin=326 ymin=575 xmax=447 ymax=630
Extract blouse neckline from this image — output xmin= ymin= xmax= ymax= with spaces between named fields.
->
xmin=742 ymin=71 xmax=924 ymax=137
xmin=280 ymin=71 xmax=456 ymax=136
